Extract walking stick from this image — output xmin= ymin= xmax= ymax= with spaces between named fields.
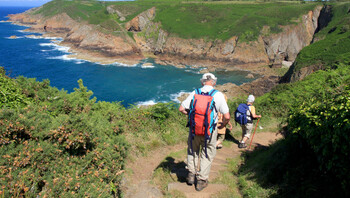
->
xmin=248 ymin=118 xmax=260 ymax=150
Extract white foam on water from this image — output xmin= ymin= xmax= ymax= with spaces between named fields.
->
xmin=184 ymin=69 xmax=201 ymax=74
xmin=170 ymin=91 xmax=191 ymax=103
xmin=39 ymin=43 xmax=56 ymax=47
xmin=5 ymin=36 xmax=24 ymax=39
xmin=75 ymin=60 xmax=85 ymax=64
xmin=141 ymin=64 xmax=155 ymax=69
xmin=55 ymin=45 xmax=70 ymax=52
xmin=16 ymin=29 xmax=31 ymax=33
xmin=136 ymin=100 xmax=158 ymax=107
xmin=26 ymin=35 xmax=61 ymax=40
xmin=39 ymin=42 xmax=70 ymax=53
xmin=106 ymin=62 xmax=137 ymax=67
xmin=47 ymin=54 xmax=85 ymax=64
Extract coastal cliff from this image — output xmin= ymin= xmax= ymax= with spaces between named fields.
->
xmin=130 ymin=5 xmax=323 ymax=70
xmin=8 ymin=4 xmax=324 ymax=72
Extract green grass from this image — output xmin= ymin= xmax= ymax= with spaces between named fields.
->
xmin=287 ymin=2 xmax=350 ymax=73
xmin=33 ymin=0 xmax=320 ymax=42
xmin=154 ymin=3 xmax=319 ymax=41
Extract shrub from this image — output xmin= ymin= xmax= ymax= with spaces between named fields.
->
xmin=0 ymin=68 xmax=31 ymax=109
xmin=287 ymin=85 xmax=350 ymax=194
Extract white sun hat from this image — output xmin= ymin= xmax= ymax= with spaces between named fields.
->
xmin=201 ymin=73 xmax=217 ymax=81
xmin=247 ymin=95 xmax=255 ymax=103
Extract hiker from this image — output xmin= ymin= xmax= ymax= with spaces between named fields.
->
xmin=179 ymin=73 xmax=230 ymax=191
xmin=238 ymin=95 xmax=261 ymax=148
xmin=216 ymin=94 xmax=233 ymax=149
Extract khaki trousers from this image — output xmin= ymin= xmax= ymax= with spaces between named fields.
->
xmin=187 ymin=128 xmax=217 ymax=181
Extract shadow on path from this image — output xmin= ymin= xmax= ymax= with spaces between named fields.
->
xmin=156 ymin=157 xmax=188 ymax=183
xmin=225 ymin=130 xmax=240 ymax=145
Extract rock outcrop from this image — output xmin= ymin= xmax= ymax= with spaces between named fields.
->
xmin=7 ymin=5 xmax=325 ymax=72
xmin=262 ymin=6 xmax=322 ymax=68
xmin=7 ymin=12 xmax=144 ymax=64
xmin=131 ymin=6 xmax=323 ymax=70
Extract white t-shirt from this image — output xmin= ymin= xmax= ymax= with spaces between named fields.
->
xmin=181 ymin=85 xmax=229 ymax=123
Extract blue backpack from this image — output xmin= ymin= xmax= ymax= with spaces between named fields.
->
xmin=234 ymin=103 xmax=251 ymax=125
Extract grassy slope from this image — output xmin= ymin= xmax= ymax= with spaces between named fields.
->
xmin=258 ymin=2 xmax=350 ymax=118
xmin=33 ymin=0 xmax=320 ymax=42
xmin=154 ymin=2 xmax=318 ymax=41
xmin=286 ymin=2 xmax=350 ymax=75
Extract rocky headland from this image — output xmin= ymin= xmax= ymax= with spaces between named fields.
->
xmin=7 ymin=4 xmax=329 ymax=97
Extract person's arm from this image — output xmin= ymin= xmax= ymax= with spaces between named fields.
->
xmin=218 ymin=112 xmax=230 ymax=129
xmin=179 ymin=105 xmax=188 ymax=115
xmin=227 ymin=121 xmax=233 ymax=130
xmin=179 ymin=91 xmax=195 ymax=115
xmin=250 ymin=106 xmax=261 ymax=118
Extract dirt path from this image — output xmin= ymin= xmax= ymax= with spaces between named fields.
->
xmin=122 ymin=132 xmax=282 ymax=198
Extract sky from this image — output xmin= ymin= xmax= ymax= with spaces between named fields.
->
xmin=0 ymin=0 xmax=52 ymax=7
xmin=0 ymin=0 xmax=133 ymax=7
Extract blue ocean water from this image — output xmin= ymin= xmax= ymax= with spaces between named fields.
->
xmin=0 ymin=7 xmax=256 ymax=106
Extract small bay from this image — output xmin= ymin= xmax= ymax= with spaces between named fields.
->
xmin=0 ymin=6 xmax=256 ymax=106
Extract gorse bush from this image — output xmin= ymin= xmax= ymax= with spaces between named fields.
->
xmin=0 ymin=76 xmax=128 ymax=197
xmin=0 ymin=69 xmax=187 ymax=197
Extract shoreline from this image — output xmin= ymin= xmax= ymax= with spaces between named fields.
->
xmin=6 ymin=20 xmax=281 ymax=106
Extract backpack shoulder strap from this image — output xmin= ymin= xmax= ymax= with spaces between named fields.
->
xmin=208 ymin=89 xmax=218 ymax=97
xmin=195 ymin=88 xmax=201 ymax=95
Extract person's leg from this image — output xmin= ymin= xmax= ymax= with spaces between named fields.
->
xmin=187 ymin=134 xmax=201 ymax=185
xmin=239 ymin=123 xmax=253 ymax=148
xmin=216 ymin=133 xmax=224 ymax=148
xmin=196 ymin=129 xmax=217 ymax=191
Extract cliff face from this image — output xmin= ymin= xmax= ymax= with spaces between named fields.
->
xmin=8 ymin=12 xmax=144 ymax=64
xmin=8 ymin=5 xmax=323 ymax=70
xmin=129 ymin=6 xmax=323 ymax=70
xmin=262 ymin=6 xmax=322 ymax=67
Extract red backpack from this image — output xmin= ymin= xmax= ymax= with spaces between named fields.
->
xmin=188 ymin=88 xmax=218 ymax=157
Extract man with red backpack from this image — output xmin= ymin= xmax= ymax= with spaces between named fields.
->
xmin=179 ymin=73 xmax=230 ymax=191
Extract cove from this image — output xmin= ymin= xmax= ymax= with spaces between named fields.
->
xmin=0 ymin=7 xmax=257 ymax=107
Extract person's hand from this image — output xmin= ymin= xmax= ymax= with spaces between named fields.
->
xmin=217 ymin=122 xmax=225 ymax=129
xmin=228 ymin=122 xmax=233 ymax=130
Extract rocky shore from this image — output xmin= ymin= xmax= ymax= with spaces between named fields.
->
xmin=6 ymin=4 xmax=326 ymax=99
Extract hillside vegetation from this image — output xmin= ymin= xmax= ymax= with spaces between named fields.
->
xmin=0 ymin=68 xmax=187 ymax=197
xmin=33 ymin=0 xmax=320 ymax=41
xmin=234 ymin=2 xmax=350 ymax=197
xmin=285 ymin=2 xmax=350 ymax=80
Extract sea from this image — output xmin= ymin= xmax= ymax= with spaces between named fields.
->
xmin=0 ymin=6 xmax=257 ymax=107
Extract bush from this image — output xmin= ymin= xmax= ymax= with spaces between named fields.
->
xmin=0 ymin=68 xmax=188 ymax=197
xmin=0 ymin=68 xmax=31 ymax=109
xmin=287 ymin=85 xmax=350 ymax=194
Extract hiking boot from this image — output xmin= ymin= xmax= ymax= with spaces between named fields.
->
xmin=195 ymin=179 xmax=208 ymax=191
xmin=186 ymin=172 xmax=195 ymax=186
xmin=238 ymin=142 xmax=247 ymax=149
xmin=216 ymin=144 xmax=223 ymax=149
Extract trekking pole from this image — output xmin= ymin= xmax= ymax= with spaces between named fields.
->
xmin=248 ymin=118 xmax=260 ymax=150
